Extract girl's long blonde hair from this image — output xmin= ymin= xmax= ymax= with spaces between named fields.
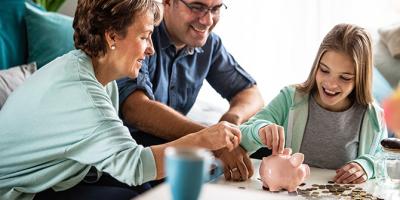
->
xmin=297 ymin=23 xmax=373 ymax=105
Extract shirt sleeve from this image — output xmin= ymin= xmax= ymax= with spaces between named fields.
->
xmin=206 ymin=34 xmax=256 ymax=101
xmin=240 ymin=86 xmax=293 ymax=153
xmin=117 ymin=60 xmax=155 ymax=106
xmin=65 ymin=120 xmax=157 ymax=186
xmin=352 ymin=104 xmax=389 ymax=179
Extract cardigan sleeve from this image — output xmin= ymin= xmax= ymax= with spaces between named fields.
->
xmin=240 ymin=86 xmax=294 ymax=153
xmin=65 ymin=121 xmax=156 ymax=186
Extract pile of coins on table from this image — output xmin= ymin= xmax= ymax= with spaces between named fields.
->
xmin=258 ymin=179 xmax=383 ymax=200
xmin=262 ymin=181 xmax=384 ymax=199
xmin=297 ymin=182 xmax=381 ymax=199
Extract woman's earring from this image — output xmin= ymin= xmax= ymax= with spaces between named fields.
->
xmin=111 ymin=43 xmax=116 ymax=50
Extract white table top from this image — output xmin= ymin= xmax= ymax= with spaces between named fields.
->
xmin=135 ymin=159 xmax=400 ymax=200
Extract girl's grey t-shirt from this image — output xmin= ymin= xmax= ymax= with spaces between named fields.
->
xmin=300 ymin=96 xmax=366 ymax=169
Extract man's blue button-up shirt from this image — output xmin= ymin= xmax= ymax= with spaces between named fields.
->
xmin=117 ymin=22 xmax=256 ymax=117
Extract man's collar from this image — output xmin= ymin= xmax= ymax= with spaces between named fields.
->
xmin=158 ymin=21 xmax=172 ymax=50
xmin=158 ymin=21 xmax=204 ymax=54
xmin=185 ymin=46 xmax=204 ymax=55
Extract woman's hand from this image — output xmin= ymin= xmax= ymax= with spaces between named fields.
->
xmin=198 ymin=121 xmax=241 ymax=151
xmin=258 ymin=124 xmax=285 ymax=155
xmin=151 ymin=121 xmax=241 ymax=180
xmin=334 ymin=162 xmax=367 ymax=184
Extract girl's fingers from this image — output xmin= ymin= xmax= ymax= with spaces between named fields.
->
xmin=336 ymin=167 xmax=357 ymax=183
xmin=334 ymin=164 xmax=351 ymax=180
xmin=266 ymin=129 xmax=272 ymax=149
xmin=259 ymin=129 xmax=268 ymax=145
xmin=278 ymin=126 xmax=285 ymax=154
xmin=342 ymin=170 xmax=363 ymax=184
xmin=351 ymin=174 xmax=368 ymax=184
xmin=271 ymin=126 xmax=278 ymax=155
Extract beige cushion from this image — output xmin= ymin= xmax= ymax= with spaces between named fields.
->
xmin=379 ymin=23 xmax=400 ymax=59
xmin=0 ymin=63 xmax=37 ymax=109
xmin=374 ymin=33 xmax=400 ymax=88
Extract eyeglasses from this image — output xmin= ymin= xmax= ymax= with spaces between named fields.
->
xmin=179 ymin=0 xmax=227 ymax=17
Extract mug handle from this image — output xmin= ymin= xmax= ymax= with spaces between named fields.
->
xmin=206 ymin=159 xmax=223 ymax=183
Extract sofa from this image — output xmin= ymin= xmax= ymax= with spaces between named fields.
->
xmin=373 ymin=25 xmax=400 ymax=103
xmin=0 ymin=0 xmax=74 ymax=108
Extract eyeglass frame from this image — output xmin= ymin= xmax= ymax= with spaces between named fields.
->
xmin=178 ymin=0 xmax=227 ymax=17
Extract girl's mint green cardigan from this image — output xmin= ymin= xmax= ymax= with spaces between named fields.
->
xmin=240 ymin=85 xmax=388 ymax=179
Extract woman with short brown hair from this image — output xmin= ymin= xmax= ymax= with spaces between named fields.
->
xmin=0 ymin=1 xmax=241 ymax=199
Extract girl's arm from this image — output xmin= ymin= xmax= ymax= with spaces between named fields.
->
xmin=240 ymin=86 xmax=294 ymax=153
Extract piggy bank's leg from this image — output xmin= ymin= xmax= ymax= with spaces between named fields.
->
xmin=287 ymin=186 xmax=297 ymax=193
xmin=268 ymin=185 xmax=281 ymax=192
xmin=262 ymin=182 xmax=270 ymax=190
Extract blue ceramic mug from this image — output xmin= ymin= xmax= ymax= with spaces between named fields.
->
xmin=165 ymin=147 xmax=222 ymax=200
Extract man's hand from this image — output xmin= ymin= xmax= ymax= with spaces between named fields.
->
xmin=215 ymin=146 xmax=253 ymax=182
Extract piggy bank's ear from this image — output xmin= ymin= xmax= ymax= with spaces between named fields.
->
xmin=283 ymin=148 xmax=292 ymax=155
xmin=289 ymin=153 xmax=304 ymax=167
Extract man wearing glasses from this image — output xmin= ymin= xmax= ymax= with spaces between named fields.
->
xmin=117 ymin=0 xmax=264 ymax=182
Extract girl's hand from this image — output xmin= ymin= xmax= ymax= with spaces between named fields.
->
xmin=334 ymin=162 xmax=367 ymax=184
xmin=258 ymin=124 xmax=285 ymax=155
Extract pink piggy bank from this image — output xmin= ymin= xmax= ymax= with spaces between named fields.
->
xmin=259 ymin=148 xmax=310 ymax=192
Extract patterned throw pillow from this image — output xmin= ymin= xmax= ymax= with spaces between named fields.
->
xmin=0 ymin=63 xmax=37 ymax=109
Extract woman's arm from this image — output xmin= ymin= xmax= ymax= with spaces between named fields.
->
xmin=150 ymin=121 xmax=242 ymax=179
